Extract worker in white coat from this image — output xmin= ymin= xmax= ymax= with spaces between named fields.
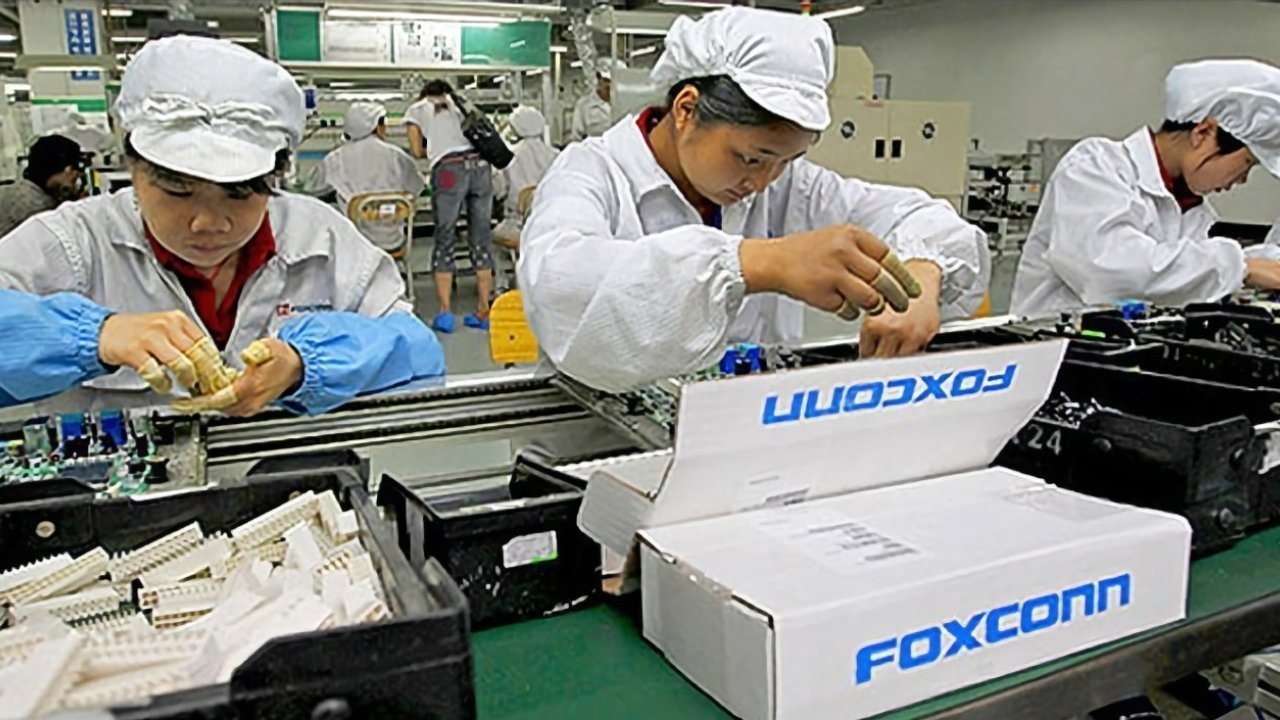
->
xmin=494 ymin=106 xmax=559 ymax=246
xmin=0 ymin=36 xmax=444 ymax=416
xmin=570 ymin=60 xmax=623 ymax=142
xmin=307 ymin=101 xmax=424 ymax=250
xmin=1012 ymin=59 xmax=1280 ymax=317
xmin=59 ymin=111 xmax=115 ymax=159
xmin=519 ymin=7 xmax=988 ymax=393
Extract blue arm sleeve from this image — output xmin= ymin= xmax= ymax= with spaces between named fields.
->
xmin=0 ymin=289 xmax=111 ymax=407
xmin=275 ymin=311 xmax=446 ymax=416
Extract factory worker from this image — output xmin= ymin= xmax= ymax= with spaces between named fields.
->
xmin=494 ymin=106 xmax=559 ymax=245
xmin=0 ymin=289 xmax=203 ymax=408
xmin=0 ymin=36 xmax=444 ymax=416
xmin=518 ymin=7 xmax=987 ymax=393
xmin=59 ymin=111 xmax=115 ymax=158
xmin=404 ymin=79 xmax=495 ymax=333
xmin=1012 ymin=59 xmax=1280 ymax=317
xmin=570 ymin=60 xmax=623 ymax=142
xmin=0 ymin=134 xmax=85 ymax=238
xmin=307 ymin=101 xmax=424 ymax=250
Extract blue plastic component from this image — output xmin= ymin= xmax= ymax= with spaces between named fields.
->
xmin=1117 ymin=300 xmax=1147 ymax=321
xmin=100 ymin=411 xmax=126 ymax=447
xmin=745 ymin=345 xmax=762 ymax=373
xmin=719 ymin=348 xmax=737 ymax=375
xmin=59 ymin=413 xmax=83 ymax=441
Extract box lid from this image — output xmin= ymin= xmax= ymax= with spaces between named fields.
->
xmin=579 ymin=341 xmax=1067 ymax=555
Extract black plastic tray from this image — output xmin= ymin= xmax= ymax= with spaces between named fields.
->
xmin=379 ymin=454 xmax=599 ymax=629
xmin=0 ymin=468 xmax=475 ymax=720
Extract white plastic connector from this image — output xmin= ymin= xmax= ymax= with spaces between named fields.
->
xmin=138 ymin=578 xmax=223 ymax=610
xmin=0 ymin=554 xmax=71 ymax=600
xmin=60 ymin=664 xmax=189 ymax=709
xmin=109 ymin=522 xmax=203 ymax=583
xmin=284 ymin=522 xmax=323 ymax=572
xmin=13 ymin=585 xmax=121 ymax=623
xmin=1 ymin=632 xmax=85 ymax=716
xmin=314 ymin=539 xmax=365 ymax=576
xmin=151 ymin=595 xmax=217 ymax=630
xmin=8 ymin=548 xmax=109 ymax=605
xmin=79 ymin=631 xmax=209 ymax=681
xmin=231 ymin=492 xmax=319 ymax=551
xmin=317 ymin=490 xmax=343 ymax=541
xmin=140 ymin=537 xmax=232 ymax=586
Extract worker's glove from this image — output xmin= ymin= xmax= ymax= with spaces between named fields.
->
xmin=98 ymin=310 xmax=205 ymax=394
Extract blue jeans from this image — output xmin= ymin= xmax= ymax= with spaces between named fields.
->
xmin=431 ymin=153 xmax=495 ymax=274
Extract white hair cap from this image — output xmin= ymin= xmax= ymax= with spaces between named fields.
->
xmin=650 ymin=7 xmax=835 ymax=132
xmin=344 ymin=102 xmax=386 ymax=140
xmin=509 ymin=106 xmax=546 ymax=138
xmin=1166 ymin=59 xmax=1280 ymax=178
xmin=115 ymin=35 xmax=305 ymax=183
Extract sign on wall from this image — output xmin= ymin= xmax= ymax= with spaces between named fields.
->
xmin=63 ymin=9 xmax=100 ymax=81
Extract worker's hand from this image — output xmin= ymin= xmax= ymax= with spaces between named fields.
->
xmin=859 ymin=260 xmax=943 ymax=359
xmin=740 ymin=224 xmax=922 ymax=320
xmin=98 ymin=311 xmax=205 ymax=394
xmin=1246 ymin=258 xmax=1280 ymax=290
xmin=174 ymin=339 xmax=302 ymax=417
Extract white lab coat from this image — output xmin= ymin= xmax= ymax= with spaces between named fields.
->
xmin=1257 ymin=222 xmax=1280 ymax=260
xmin=570 ymin=92 xmax=612 ymax=142
xmin=307 ymin=134 xmax=425 ymax=250
xmin=1012 ymin=128 xmax=1267 ymax=317
xmin=518 ymin=114 xmax=988 ymax=393
xmin=0 ymin=189 xmax=410 ymax=397
xmin=493 ymin=137 xmax=559 ymax=243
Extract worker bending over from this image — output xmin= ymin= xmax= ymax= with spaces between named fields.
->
xmin=1013 ymin=60 xmax=1280 ymax=317
xmin=0 ymin=135 xmax=85 ymax=238
xmin=518 ymin=7 xmax=988 ymax=393
xmin=0 ymin=36 xmax=444 ymax=416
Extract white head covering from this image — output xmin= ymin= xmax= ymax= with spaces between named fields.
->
xmin=1166 ymin=59 xmax=1280 ymax=177
xmin=343 ymin=102 xmax=385 ymax=140
xmin=597 ymin=57 xmax=627 ymax=81
xmin=509 ymin=106 xmax=546 ymax=138
xmin=650 ymin=7 xmax=834 ymax=132
xmin=114 ymin=35 xmax=305 ymax=183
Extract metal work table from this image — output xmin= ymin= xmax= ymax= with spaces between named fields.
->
xmin=473 ymin=525 xmax=1280 ymax=720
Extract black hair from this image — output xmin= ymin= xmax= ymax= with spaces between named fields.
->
xmin=663 ymin=75 xmax=792 ymax=128
xmin=1158 ymin=119 xmax=1247 ymax=155
xmin=421 ymin=79 xmax=453 ymax=100
xmin=123 ymin=134 xmax=284 ymax=197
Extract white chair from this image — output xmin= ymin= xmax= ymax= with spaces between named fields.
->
xmin=348 ymin=191 xmax=417 ymax=302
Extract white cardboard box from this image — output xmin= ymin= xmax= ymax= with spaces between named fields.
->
xmin=640 ymin=469 xmax=1190 ymax=719
xmin=575 ymin=341 xmax=1192 ymax=720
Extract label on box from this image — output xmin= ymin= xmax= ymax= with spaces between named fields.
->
xmin=753 ymin=508 xmax=919 ymax=572
xmin=1004 ymin=485 xmax=1127 ymax=522
xmin=735 ymin=474 xmax=810 ymax=512
xmin=503 ymin=531 xmax=558 ymax=568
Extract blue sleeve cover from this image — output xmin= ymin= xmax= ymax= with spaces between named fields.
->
xmin=0 ymin=289 xmax=111 ymax=407
xmin=276 ymin=311 xmax=446 ymax=415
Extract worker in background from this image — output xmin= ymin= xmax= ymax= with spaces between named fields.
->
xmin=59 ymin=111 xmax=116 ymax=160
xmin=570 ymin=60 xmax=623 ymax=142
xmin=0 ymin=288 xmax=206 ymax=408
xmin=493 ymin=106 xmax=558 ymax=247
xmin=519 ymin=7 xmax=988 ymax=393
xmin=0 ymin=135 xmax=85 ymax=238
xmin=1012 ymin=60 xmax=1280 ymax=317
xmin=0 ymin=36 xmax=444 ymax=416
xmin=307 ymin=101 xmax=424 ymax=251
xmin=404 ymin=79 xmax=495 ymax=333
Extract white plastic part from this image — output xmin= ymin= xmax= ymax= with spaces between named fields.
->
xmin=79 ymin=630 xmax=209 ymax=681
xmin=283 ymin=522 xmax=324 ymax=572
xmin=109 ymin=522 xmax=203 ymax=583
xmin=317 ymin=490 xmax=344 ymax=542
xmin=151 ymin=594 xmax=218 ymax=630
xmin=231 ymin=492 xmax=319 ymax=551
xmin=8 ymin=548 xmax=109 ymax=605
xmin=60 ymin=664 xmax=189 ymax=709
xmin=139 ymin=537 xmax=232 ymax=586
xmin=138 ymin=578 xmax=224 ymax=610
xmin=0 ymin=554 xmax=72 ymax=599
xmin=13 ymin=585 xmax=121 ymax=623
xmin=2 ymin=632 xmax=85 ymax=716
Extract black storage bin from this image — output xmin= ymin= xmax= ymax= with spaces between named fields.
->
xmin=997 ymin=360 xmax=1280 ymax=555
xmin=0 ymin=468 xmax=475 ymax=720
xmin=379 ymin=454 xmax=599 ymax=629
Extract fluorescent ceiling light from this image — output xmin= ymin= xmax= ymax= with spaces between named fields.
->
xmin=335 ymin=91 xmax=403 ymax=101
xmin=657 ymin=0 xmax=728 ymax=8
xmin=206 ymin=20 xmax=220 ymax=29
xmin=526 ymin=68 xmax=544 ymax=76
xmin=628 ymin=45 xmax=658 ymax=58
xmin=102 ymin=8 xmax=133 ymax=17
xmin=111 ymin=36 xmax=147 ymax=43
xmin=817 ymin=5 xmax=867 ymax=19
xmin=569 ymin=60 xmax=583 ymax=68
xmin=329 ymin=81 xmax=356 ymax=87
xmin=0 ymin=52 xmax=15 ymax=59
xmin=0 ymin=34 xmax=16 ymax=43
xmin=7 ymin=82 xmax=29 ymax=91
xmin=550 ymin=45 xmax=567 ymax=53
xmin=326 ymin=9 xmax=514 ymax=25
xmin=464 ymin=81 xmax=478 ymax=90
xmin=613 ymin=27 xmax=669 ymax=36
xmin=226 ymin=36 xmax=261 ymax=44
xmin=493 ymin=75 xmax=505 ymax=83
